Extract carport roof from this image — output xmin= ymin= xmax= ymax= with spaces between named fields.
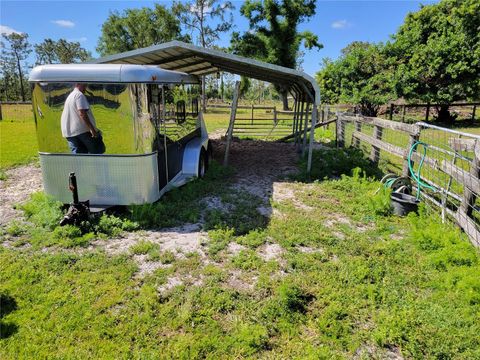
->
xmin=94 ymin=41 xmax=320 ymax=104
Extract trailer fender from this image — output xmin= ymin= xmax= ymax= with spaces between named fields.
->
xmin=182 ymin=137 xmax=209 ymax=177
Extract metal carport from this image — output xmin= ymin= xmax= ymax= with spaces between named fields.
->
xmin=94 ymin=40 xmax=320 ymax=175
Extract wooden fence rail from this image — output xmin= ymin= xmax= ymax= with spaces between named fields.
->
xmin=337 ymin=113 xmax=480 ymax=248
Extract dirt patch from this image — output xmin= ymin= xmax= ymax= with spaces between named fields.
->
xmin=227 ymin=242 xmax=247 ymax=256
xmin=93 ymin=223 xmax=208 ymax=257
xmin=257 ymin=242 xmax=284 ymax=262
xmin=226 ymin=269 xmax=257 ymax=292
xmin=272 ymin=182 xmax=315 ymax=211
xmin=212 ymin=139 xmax=299 ymax=202
xmin=0 ymin=164 xmax=42 ymax=226
xmin=158 ymin=274 xmax=204 ymax=293
xmin=133 ymin=254 xmax=172 ymax=277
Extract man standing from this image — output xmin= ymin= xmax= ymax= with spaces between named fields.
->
xmin=61 ymin=83 xmax=104 ymax=154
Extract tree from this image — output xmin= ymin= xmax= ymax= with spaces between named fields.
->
xmin=315 ymin=58 xmax=341 ymax=105
xmin=173 ymin=0 xmax=235 ymax=111
xmin=96 ymin=4 xmax=188 ymax=56
xmin=390 ymin=0 xmax=480 ymax=122
xmin=1 ymin=32 xmax=31 ymax=101
xmin=316 ymin=42 xmax=395 ymax=116
xmin=35 ymin=39 xmax=91 ymax=64
xmin=231 ymin=0 xmax=322 ymax=110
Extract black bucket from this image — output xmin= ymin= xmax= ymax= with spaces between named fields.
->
xmin=390 ymin=192 xmax=420 ymax=216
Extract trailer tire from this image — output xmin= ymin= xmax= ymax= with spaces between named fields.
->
xmin=198 ymin=150 xmax=207 ymax=178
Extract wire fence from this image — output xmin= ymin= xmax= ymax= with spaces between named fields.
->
xmin=337 ymin=112 xmax=480 ymax=248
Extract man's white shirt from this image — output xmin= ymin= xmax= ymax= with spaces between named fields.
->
xmin=61 ymin=88 xmax=96 ymax=137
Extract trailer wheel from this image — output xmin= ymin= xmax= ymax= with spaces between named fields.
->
xmin=198 ymin=150 xmax=207 ymax=178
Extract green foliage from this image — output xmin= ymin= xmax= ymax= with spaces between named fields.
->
xmin=231 ymin=0 xmax=322 ymax=109
xmin=96 ymin=4 xmax=188 ymax=56
xmin=19 ymin=192 xmax=63 ymax=230
xmin=129 ymin=161 xmax=233 ymax=228
xmin=390 ymin=0 xmax=480 ymax=107
xmin=34 ymin=38 xmax=91 ymax=65
xmin=129 ymin=240 xmax=158 ymax=255
xmin=236 ymin=229 xmax=266 ymax=248
xmin=230 ymin=249 xmax=263 ymax=270
xmin=3 ymin=138 xmax=480 ymax=358
xmin=368 ymin=188 xmax=393 ymax=216
xmin=1 ymin=32 xmax=31 ymax=101
xmin=298 ymin=148 xmax=383 ymax=181
xmin=95 ymin=214 xmax=138 ymax=237
xmin=172 ymin=0 xmax=234 ymax=48
xmin=5 ymin=221 xmax=28 ymax=237
xmin=204 ymin=191 xmax=267 ymax=235
xmin=316 ymin=42 xmax=395 ymax=116
xmin=0 ymin=120 xmax=38 ymax=168
xmin=207 ymin=227 xmax=235 ymax=258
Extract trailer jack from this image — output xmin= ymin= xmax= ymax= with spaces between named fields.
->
xmin=59 ymin=172 xmax=90 ymax=226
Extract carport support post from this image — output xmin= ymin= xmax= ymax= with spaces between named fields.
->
xmin=306 ymin=105 xmax=318 ymax=178
xmin=223 ymin=81 xmax=240 ymax=167
xmin=292 ymin=96 xmax=298 ymax=139
xmin=302 ymin=103 xmax=311 ymax=156
xmin=296 ymin=100 xmax=305 ymax=147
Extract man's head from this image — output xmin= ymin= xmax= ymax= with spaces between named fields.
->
xmin=75 ymin=83 xmax=88 ymax=93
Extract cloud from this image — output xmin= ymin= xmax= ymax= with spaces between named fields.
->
xmin=52 ymin=20 xmax=75 ymax=28
xmin=331 ymin=20 xmax=351 ymax=29
xmin=0 ymin=25 xmax=22 ymax=35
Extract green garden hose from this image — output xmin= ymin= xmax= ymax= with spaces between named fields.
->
xmin=408 ymin=141 xmax=437 ymax=200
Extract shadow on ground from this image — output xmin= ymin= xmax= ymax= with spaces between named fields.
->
xmin=0 ymin=293 xmax=18 ymax=339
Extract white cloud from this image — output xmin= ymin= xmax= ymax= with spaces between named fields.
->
xmin=0 ymin=25 xmax=22 ymax=35
xmin=331 ymin=20 xmax=351 ymax=29
xmin=52 ymin=20 xmax=75 ymax=28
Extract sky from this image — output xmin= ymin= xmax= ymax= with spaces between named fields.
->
xmin=1 ymin=0 xmax=438 ymax=77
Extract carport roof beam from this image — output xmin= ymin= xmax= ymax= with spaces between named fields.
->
xmin=94 ymin=41 xmax=320 ymax=105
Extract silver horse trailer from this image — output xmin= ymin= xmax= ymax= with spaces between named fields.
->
xmin=28 ymin=64 xmax=210 ymax=206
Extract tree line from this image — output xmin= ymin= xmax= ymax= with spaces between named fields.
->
xmin=316 ymin=0 xmax=480 ymax=122
xmin=1 ymin=0 xmax=478 ymax=120
xmin=1 ymin=0 xmax=320 ymax=107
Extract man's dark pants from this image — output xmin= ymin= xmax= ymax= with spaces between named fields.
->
xmin=66 ymin=132 xmax=105 ymax=154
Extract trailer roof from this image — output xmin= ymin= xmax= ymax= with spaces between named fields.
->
xmin=94 ymin=41 xmax=319 ymax=104
xmin=28 ymin=64 xmax=200 ymax=84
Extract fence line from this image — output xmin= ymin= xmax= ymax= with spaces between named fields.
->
xmin=388 ymin=102 xmax=479 ymax=123
xmin=337 ymin=112 xmax=480 ymax=248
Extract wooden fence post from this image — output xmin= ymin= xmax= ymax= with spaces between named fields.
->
xmin=251 ymin=104 xmax=254 ymax=125
xmin=389 ymin=103 xmax=394 ymax=120
xmin=425 ymin=103 xmax=430 ymax=122
xmin=370 ymin=125 xmax=383 ymax=163
xmin=402 ymin=105 xmax=406 ymax=123
xmin=273 ymin=106 xmax=277 ymax=124
xmin=472 ymin=105 xmax=477 ymax=122
xmin=336 ymin=111 xmax=344 ymax=148
xmin=402 ymin=124 xmax=420 ymax=177
xmin=353 ymin=115 xmax=361 ymax=147
xmin=460 ymin=140 xmax=480 ymax=216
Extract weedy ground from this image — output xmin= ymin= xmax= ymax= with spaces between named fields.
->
xmin=1 ymin=137 xmax=479 ymax=359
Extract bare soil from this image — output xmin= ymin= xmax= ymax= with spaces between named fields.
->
xmin=0 ymin=164 xmax=42 ymax=226
xmin=1 ymin=138 xmax=303 ymax=283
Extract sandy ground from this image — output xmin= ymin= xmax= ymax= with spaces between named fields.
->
xmin=0 ymin=165 xmax=43 ymax=226
xmin=1 ymin=138 xmax=301 ymax=279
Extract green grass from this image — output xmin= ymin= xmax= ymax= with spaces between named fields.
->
xmin=1 ymin=148 xmax=479 ymax=358
xmin=0 ymin=121 xmax=38 ymax=169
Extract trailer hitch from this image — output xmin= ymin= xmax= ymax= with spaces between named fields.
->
xmin=59 ymin=172 xmax=90 ymax=226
